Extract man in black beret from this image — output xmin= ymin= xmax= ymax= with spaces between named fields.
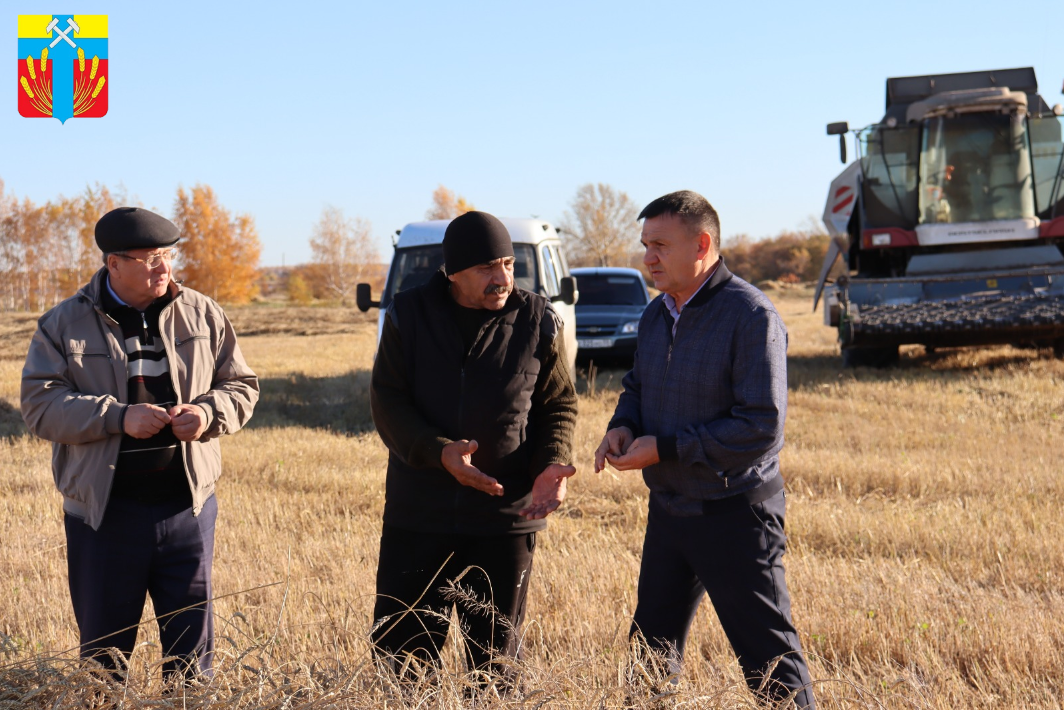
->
xmin=21 ymin=207 xmax=259 ymax=682
xmin=369 ymin=211 xmax=577 ymax=690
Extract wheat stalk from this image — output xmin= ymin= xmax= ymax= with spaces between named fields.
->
xmin=90 ymin=56 xmax=99 ymax=80
xmin=91 ymin=76 xmax=106 ymax=99
xmin=77 ymin=47 xmax=84 ymax=72
xmin=40 ymin=48 xmax=48 ymax=72
xmin=25 ymin=55 xmax=35 ymax=81
xmin=20 ymin=76 xmax=34 ymax=99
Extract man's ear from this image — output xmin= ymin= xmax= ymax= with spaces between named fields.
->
xmin=696 ymin=231 xmax=713 ymax=260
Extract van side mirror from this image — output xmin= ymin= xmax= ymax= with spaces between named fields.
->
xmin=356 ymin=283 xmax=379 ymax=312
xmin=558 ymin=276 xmax=578 ymax=306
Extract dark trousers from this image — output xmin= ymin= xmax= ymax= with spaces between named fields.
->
xmin=631 ymin=490 xmax=815 ymax=709
xmin=64 ymin=494 xmax=216 ymax=680
xmin=371 ymin=524 xmax=536 ymax=680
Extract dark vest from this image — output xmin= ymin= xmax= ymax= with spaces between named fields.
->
xmin=387 ymin=270 xmax=553 ymax=535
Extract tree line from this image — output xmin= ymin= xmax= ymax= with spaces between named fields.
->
xmin=0 ymin=177 xmax=832 ymax=313
xmin=557 ymin=183 xmax=834 ymax=285
xmin=0 ymin=179 xmax=266 ymax=311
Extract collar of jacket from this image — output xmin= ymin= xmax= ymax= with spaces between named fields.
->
xmin=78 ymin=267 xmax=183 ymax=314
xmin=425 ymin=268 xmax=527 ymax=322
xmin=658 ymin=256 xmax=734 ymax=319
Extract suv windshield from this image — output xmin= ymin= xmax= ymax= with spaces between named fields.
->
xmin=381 ymin=244 xmax=538 ymax=308
xmin=575 ymin=274 xmax=648 ymax=306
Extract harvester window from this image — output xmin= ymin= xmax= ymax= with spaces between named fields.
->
xmin=1030 ymin=115 xmax=1064 ymax=218
xmin=859 ymin=126 xmax=919 ymax=228
xmin=918 ymin=113 xmax=1035 ymax=225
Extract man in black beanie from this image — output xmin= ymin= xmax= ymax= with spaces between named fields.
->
xmin=21 ymin=207 xmax=259 ymax=682
xmin=369 ymin=211 xmax=578 ymax=689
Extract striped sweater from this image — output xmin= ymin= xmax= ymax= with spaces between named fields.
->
xmin=102 ymin=283 xmax=190 ymax=504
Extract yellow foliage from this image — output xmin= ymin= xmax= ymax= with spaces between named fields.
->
xmin=426 ymin=184 xmax=475 ymax=220
xmin=172 ymin=184 xmax=262 ymax=304
xmin=286 ymin=271 xmax=313 ymax=305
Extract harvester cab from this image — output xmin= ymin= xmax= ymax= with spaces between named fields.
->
xmin=815 ymin=68 xmax=1064 ymax=366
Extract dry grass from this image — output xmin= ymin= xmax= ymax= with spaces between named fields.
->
xmin=2 ymin=292 xmax=1064 ymax=708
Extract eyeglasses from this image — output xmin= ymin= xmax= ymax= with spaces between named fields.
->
xmin=114 ymin=248 xmax=178 ymax=269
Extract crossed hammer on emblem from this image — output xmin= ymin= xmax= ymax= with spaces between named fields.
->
xmin=46 ymin=17 xmax=80 ymax=49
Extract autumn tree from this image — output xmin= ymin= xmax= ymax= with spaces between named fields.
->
xmin=559 ymin=183 xmax=641 ymax=268
xmin=286 ymin=270 xmax=313 ymax=305
xmin=426 ymin=185 xmax=475 ymax=220
xmin=172 ymin=185 xmax=261 ymax=304
xmin=0 ymin=181 xmax=133 ymax=311
xmin=307 ymin=206 xmax=379 ymax=305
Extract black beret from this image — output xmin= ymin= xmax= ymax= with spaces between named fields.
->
xmin=443 ymin=211 xmax=514 ymax=276
xmin=95 ymin=207 xmax=180 ymax=253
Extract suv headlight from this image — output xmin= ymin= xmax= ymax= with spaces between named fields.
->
xmin=620 ymin=320 xmax=639 ymax=334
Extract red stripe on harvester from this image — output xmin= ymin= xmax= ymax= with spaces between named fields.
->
xmin=831 ymin=194 xmax=854 ymax=214
xmin=835 ymin=186 xmax=851 ymax=198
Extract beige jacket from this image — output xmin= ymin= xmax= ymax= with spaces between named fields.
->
xmin=20 ymin=268 xmax=259 ymax=530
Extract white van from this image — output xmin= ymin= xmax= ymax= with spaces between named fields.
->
xmin=357 ymin=218 xmax=579 ymax=373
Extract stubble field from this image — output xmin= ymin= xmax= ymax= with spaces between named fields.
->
xmin=2 ymin=287 xmax=1064 ymax=708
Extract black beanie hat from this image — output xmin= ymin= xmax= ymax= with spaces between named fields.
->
xmin=95 ymin=207 xmax=180 ymax=253
xmin=443 ymin=211 xmax=514 ymax=276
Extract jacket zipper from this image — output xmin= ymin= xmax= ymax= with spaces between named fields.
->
xmin=657 ymin=307 xmax=675 ymax=429
xmin=158 ymin=295 xmax=199 ymax=507
xmin=660 ymin=304 xmax=724 ymax=487
xmin=455 ymin=318 xmax=493 ymax=527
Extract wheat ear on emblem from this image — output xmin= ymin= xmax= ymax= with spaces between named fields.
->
xmin=22 ymin=51 xmax=53 ymax=115
xmin=73 ymin=51 xmax=106 ymax=116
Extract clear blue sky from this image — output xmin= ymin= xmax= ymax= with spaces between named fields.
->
xmin=4 ymin=1 xmax=1062 ymax=266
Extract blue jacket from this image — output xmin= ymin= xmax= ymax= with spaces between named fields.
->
xmin=608 ymin=261 xmax=788 ymax=515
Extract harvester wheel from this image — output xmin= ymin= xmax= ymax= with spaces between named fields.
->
xmin=842 ymin=345 xmax=900 ymax=369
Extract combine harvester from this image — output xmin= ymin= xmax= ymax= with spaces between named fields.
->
xmin=816 ymin=67 xmax=1064 ymax=366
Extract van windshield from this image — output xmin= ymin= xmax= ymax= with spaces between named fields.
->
xmin=381 ymin=244 xmax=538 ymax=308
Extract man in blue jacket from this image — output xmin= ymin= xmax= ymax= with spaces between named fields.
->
xmin=595 ymin=191 xmax=814 ymax=708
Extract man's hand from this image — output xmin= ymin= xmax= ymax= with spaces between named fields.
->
xmin=441 ymin=440 xmax=504 ymax=496
xmin=519 ymin=463 xmax=577 ymax=520
xmin=123 ymin=404 xmax=171 ymax=439
xmin=605 ymin=435 xmax=660 ymax=471
xmin=169 ymin=404 xmax=208 ymax=442
xmin=594 ymin=426 xmax=634 ymax=472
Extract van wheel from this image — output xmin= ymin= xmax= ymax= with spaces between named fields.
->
xmin=842 ymin=346 xmax=899 ymax=368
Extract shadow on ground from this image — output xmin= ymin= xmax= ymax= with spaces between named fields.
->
xmin=247 ymin=370 xmax=375 ymax=434
xmin=788 ymin=345 xmax=1057 ymax=389
xmin=0 ymin=399 xmax=27 ymax=439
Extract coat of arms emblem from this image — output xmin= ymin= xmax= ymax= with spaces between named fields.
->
xmin=18 ymin=14 xmax=108 ymax=122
